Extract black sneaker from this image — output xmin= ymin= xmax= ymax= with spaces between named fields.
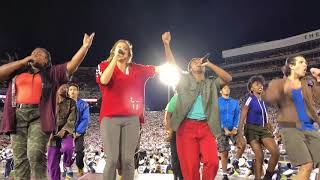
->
xmin=65 ymin=171 xmax=73 ymax=180
xmin=262 ymin=171 xmax=273 ymax=180
xmin=62 ymin=171 xmax=66 ymax=177
xmin=232 ymin=159 xmax=240 ymax=170
xmin=222 ymin=174 xmax=229 ymax=180
xmin=262 ymin=175 xmax=272 ymax=180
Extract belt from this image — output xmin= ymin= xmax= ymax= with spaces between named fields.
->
xmin=16 ymin=104 xmax=39 ymax=109
xmin=185 ymin=118 xmax=207 ymax=122
xmin=246 ymin=122 xmax=264 ymax=126
xmin=278 ymin=122 xmax=296 ymax=128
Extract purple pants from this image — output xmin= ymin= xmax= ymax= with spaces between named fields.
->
xmin=47 ymin=135 xmax=75 ymax=180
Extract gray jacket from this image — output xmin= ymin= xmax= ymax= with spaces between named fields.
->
xmin=171 ymin=73 xmax=222 ymax=137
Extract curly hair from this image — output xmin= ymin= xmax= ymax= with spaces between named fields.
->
xmin=247 ymin=75 xmax=265 ymax=93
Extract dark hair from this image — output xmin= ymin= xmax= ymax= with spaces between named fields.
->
xmin=187 ymin=58 xmax=200 ymax=72
xmin=247 ymin=75 xmax=265 ymax=92
xmin=36 ymin=48 xmax=52 ymax=68
xmin=68 ymin=82 xmax=79 ymax=90
xmin=282 ymin=55 xmax=304 ymax=77
xmin=221 ymin=84 xmax=230 ymax=89
xmin=38 ymin=48 xmax=52 ymax=102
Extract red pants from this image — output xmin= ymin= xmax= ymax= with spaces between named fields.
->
xmin=176 ymin=119 xmax=219 ymax=180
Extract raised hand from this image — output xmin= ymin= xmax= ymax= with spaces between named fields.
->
xmin=166 ymin=129 xmax=173 ymax=142
xmin=83 ymin=32 xmax=95 ymax=49
xmin=310 ymin=68 xmax=320 ymax=82
xmin=200 ymin=53 xmax=211 ymax=67
xmin=200 ymin=59 xmax=213 ymax=68
xmin=224 ymin=128 xmax=231 ymax=136
xmin=22 ymin=55 xmax=35 ymax=65
xmin=231 ymin=128 xmax=238 ymax=136
xmin=111 ymin=48 xmax=123 ymax=62
xmin=162 ymin=32 xmax=171 ymax=45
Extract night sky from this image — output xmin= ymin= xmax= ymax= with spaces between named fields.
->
xmin=1 ymin=0 xmax=320 ymax=109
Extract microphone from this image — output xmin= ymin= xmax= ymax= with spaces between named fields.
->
xmin=118 ymin=49 xmax=125 ymax=55
xmin=27 ymin=60 xmax=34 ymax=67
xmin=200 ymin=53 xmax=210 ymax=64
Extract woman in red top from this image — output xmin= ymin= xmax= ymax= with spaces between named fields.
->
xmin=96 ymin=39 xmax=163 ymax=180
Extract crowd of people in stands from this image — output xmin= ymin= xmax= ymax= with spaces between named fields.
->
xmin=0 ymin=56 xmax=320 ymax=179
xmin=1 ymin=92 xmax=320 ymax=178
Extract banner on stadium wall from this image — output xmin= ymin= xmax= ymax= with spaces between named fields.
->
xmin=223 ymin=29 xmax=320 ymax=58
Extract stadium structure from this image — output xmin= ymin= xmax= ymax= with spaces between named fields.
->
xmin=221 ymin=29 xmax=320 ymax=98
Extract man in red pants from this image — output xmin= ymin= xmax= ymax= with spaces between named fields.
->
xmin=162 ymin=31 xmax=232 ymax=180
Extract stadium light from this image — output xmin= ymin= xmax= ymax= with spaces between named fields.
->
xmin=158 ymin=63 xmax=180 ymax=88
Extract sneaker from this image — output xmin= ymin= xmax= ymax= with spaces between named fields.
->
xmin=232 ymin=170 xmax=239 ymax=177
xmin=232 ymin=159 xmax=240 ymax=171
xmin=62 ymin=169 xmax=67 ymax=177
xmin=262 ymin=175 xmax=272 ymax=180
xmin=222 ymin=174 xmax=229 ymax=180
xmin=65 ymin=171 xmax=73 ymax=180
xmin=262 ymin=171 xmax=273 ymax=180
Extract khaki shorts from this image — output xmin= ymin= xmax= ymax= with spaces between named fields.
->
xmin=244 ymin=123 xmax=273 ymax=144
xmin=280 ymin=128 xmax=320 ymax=167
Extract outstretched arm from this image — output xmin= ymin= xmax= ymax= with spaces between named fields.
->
xmin=66 ymin=33 xmax=95 ymax=76
xmin=153 ymin=31 xmax=182 ymax=74
xmin=162 ymin=32 xmax=177 ymax=65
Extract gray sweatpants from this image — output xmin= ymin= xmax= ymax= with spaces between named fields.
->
xmin=100 ymin=116 xmax=140 ymax=180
